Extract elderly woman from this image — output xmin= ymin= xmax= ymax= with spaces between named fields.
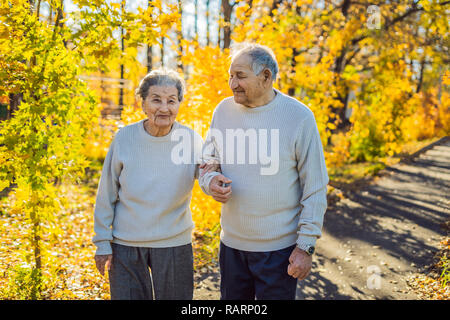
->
xmin=92 ymin=69 xmax=204 ymax=300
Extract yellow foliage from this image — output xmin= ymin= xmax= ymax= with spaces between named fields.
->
xmin=178 ymin=43 xmax=232 ymax=138
xmin=2 ymin=0 xmax=449 ymax=300
xmin=326 ymin=132 xmax=351 ymax=168
xmin=82 ymin=116 xmax=118 ymax=161
xmin=443 ymin=71 xmax=450 ymax=86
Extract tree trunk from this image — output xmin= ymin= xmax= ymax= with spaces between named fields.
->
xmin=221 ymin=0 xmax=235 ymax=49
xmin=177 ymin=0 xmax=183 ymax=72
xmin=8 ymin=0 xmax=36 ymax=118
xmin=119 ymin=0 xmax=125 ymax=110
xmin=36 ymin=0 xmax=41 ymax=18
xmin=147 ymin=45 xmax=153 ymax=72
xmin=416 ymin=58 xmax=425 ymax=94
xmin=218 ymin=10 xmax=222 ymax=48
xmin=206 ymin=0 xmax=210 ymax=46
xmin=288 ymin=48 xmax=299 ymax=96
xmin=147 ymin=0 xmax=153 ymax=72
xmin=8 ymin=93 xmax=22 ymax=119
xmin=269 ymin=0 xmax=282 ymax=17
xmin=341 ymin=0 xmax=351 ymax=16
xmin=32 ymin=213 xmax=42 ymax=272
xmin=48 ymin=5 xmax=52 ymax=24
xmin=330 ymin=0 xmax=352 ymax=132
xmin=160 ymin=37 xmax=165 ymax=67
xmin=194 ymin=0 xmax=198 ymax=39
xmin=288 ymin=5 xmax=301 ymax=96
xmin=30 ymin=0 xmax=43 ymax=297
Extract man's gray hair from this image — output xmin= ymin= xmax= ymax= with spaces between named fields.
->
xmin=230 ymin=43 xmax=279 ymax=80
xmin=136 ymin=68 xmax=185 ymax=102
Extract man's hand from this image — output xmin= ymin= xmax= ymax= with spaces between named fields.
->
xmin=209 ymin=174 xmax=232 ymax=203
xmin=287 ymin=247 xmax=312 ymax=280
xmin=95 ymin=254 xmax=112 ymax=276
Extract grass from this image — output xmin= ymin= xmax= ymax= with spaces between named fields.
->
xmin=407 ymin=237 xmax=449 ymax=300
xmin=440 ymin=253 xmax=449 ymax=288
xmin=328 ymin=161 xmax=386 ymax=185
xmin=328 ymin=136 xmax=444 ymax=187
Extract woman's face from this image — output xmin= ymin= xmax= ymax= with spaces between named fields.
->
xmin=143 ymin=85 xmax=180 ymax=129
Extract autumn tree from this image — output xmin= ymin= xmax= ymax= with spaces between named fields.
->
xmin=0 ymin=0 xmax=98 ymax=298
xmin=0 ymin=0 xmax=179 ymax=298
xmin=230 ymin=0 xmax=449 ymax=160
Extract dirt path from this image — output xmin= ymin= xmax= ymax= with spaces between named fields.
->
xmin=193 ymin=137 xmax=450 ymax=300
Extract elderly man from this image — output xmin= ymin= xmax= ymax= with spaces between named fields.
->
xmin=199 ymin=43 xmax=329 ymax=300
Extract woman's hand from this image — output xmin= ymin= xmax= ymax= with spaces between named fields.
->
xmin=95 ymin=254 xmax=112 ymax=276
xmin=199 ymin=161 xmax=221 ymax=177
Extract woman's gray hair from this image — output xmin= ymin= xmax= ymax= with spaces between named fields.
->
xmin=136 ymin=68 xmax=185 ymax=102
xmin=230 ymin=43 xmax=279 ymax=80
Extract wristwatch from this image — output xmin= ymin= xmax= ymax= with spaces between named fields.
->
xmin=297 ymin=244 xmax=315 ymax=256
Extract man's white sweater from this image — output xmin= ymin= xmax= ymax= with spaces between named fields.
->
xmin=199 ymin=89 xmax=329 ymax=252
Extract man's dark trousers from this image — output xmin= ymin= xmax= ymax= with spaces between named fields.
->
xmin=219 ymin=242 xmax=298 ymax=300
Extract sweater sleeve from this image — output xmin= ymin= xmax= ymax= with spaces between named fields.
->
xmin=92 ymin=134 xmax=123 ymax=255
xmin=198 ymin=114 xmax=222 ymax=195
xmin=295 ymin=114 xmax=329 ymax=250
xmin=193 ymin=131 xmax=205 ymax=180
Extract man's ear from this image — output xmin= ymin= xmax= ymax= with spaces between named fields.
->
xmin=261 ymin=69 xmax=273 ymax=88
xmin=263 ymin=69 xmax=272 ymax=83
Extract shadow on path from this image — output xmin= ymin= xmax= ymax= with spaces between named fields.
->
xmin=297 ymin=137 xmax=449 ymax=299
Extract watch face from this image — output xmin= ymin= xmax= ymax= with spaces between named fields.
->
xmin=308 ymin=246 xmax=315 ymax=255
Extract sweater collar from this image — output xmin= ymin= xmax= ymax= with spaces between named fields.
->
xmin=138 ymin=119 xmax=180 ymax=142
xmin=237 ymin=88 xmax=283 ymax=113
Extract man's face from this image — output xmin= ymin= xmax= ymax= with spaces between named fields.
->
xmin=228 ymin=53 xmax=267 ymax=107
